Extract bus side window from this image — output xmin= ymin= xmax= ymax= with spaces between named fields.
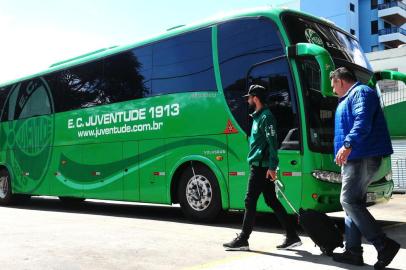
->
xmin=4 ymin=84 xmax=21 ymax=121
xmin=248 ymin=59 xmax=301 ymax=150
xmin=0 ymin=84 xmax=16 ymax=122
xmin=151 ymin=27 xmax=216 ymax=95
xmin=0 ymin=86 xmax=11 ymax=122
xmin=103 ymin=45 xmax=152 ymax=101
xmin=1 ymin=80 xmax=52 ymax=121
xmin=46 ymin=60 xmax=104 ymax=112
xmin=47 ymin=47 xmax=153 ymax=113
xmin=17 ymin=80 xmax=52 ymax=119
xmin=217 ymin=18 xmax=284 ymax=134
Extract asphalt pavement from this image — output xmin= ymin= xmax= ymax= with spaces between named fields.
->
xmin=0 ymin=194 xmax=405 ymax=270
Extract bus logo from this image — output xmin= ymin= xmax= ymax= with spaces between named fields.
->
xmin=305 ymin=28 xmax=324 ymax=47
xmin=3 ymin=78 xmax=55 ymax=193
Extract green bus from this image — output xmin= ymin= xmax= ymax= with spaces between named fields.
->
xmin=0 ymin=8 xmax=402 ymax=221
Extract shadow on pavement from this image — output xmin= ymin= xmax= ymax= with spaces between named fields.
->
xmin=248 ymin=249 xmax=402 ymax=270
xmin=7 ymin=197 xmax=286 ymax=231
xmin=6 ymin=196 xmax=403 ymax=234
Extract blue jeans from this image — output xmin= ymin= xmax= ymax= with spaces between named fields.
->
xmin=340 ymin=156 xmax=386 ymax=254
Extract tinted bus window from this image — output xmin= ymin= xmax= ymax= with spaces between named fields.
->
xmin=299 ymin=58 xmax=372 ymax=153
xmin=0 ymin=86 xmax=11 ymax=120
xmin=151 ymin=28 xmax=216 ymax=95
xmin=2 ymin=79 xmax=52 ymax=120
xmin=103 ymin=46 xmax=152 ymax=100
xmin=46 ymin=60 xmax=104 ymax=112
xmin=282 ymin=13 xmax=372 ymax=70
xmin=47 ymin=48 xmax=153 ymax=113
xmin=248 ymin=59 xmax=300 ymax=150
xmin=18 ymin=81 xmax=52 ymax=119
xmin=218 ymin=18 xmax=284 ymax=133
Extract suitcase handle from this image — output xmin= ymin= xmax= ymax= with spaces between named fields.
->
xmin=275 ymin=180 xmax=299 ymax=215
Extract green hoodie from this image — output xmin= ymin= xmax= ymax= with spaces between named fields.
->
xmin=247 ymin=107 xmax=279 ymax=170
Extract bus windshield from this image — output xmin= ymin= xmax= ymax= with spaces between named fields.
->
xmin=282 ymin=13 xmax=372 ymax=70
xmin=282 ymin=13 xmax=374 ymax=153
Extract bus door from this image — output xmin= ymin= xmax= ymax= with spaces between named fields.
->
xmin=247 ymin=57 xmax=303 ymax=212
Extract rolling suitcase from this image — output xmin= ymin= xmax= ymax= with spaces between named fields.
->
xmin=275 ymin=180 xmax=344 ymax=255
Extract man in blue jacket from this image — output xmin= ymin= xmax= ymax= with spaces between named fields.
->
xmin=330 ymin=67 xmax=399 ymax=269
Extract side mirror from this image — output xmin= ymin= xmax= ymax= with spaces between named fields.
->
xmin=287 ymin=43 xmax=335 ymax=97
xmin=368 ymin=70 xmax=406 ymax=88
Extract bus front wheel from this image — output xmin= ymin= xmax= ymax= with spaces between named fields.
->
xmin=59 ymin=197 xmax=86 ymax=204
xmin=178 ymin=163 xmax=221 ymax=222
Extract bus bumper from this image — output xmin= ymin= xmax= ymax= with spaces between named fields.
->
xmin=301 ymin=177 xmax=394 ymax=213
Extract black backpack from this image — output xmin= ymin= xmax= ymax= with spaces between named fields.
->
xmin=298 ymin=208 xmax=344 ymax=255
xmin=276 ymin=181 xmax=343 ymax=255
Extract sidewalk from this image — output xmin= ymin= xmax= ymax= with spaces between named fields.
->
xmin=188 ymin=194 xmax=406 ymax=270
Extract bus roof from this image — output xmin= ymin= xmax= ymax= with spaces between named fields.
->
xmin=0 ymin=7 xmax=337 ymax=88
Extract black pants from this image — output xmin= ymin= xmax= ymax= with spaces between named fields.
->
xmin=241 ymin=166 xmax=297 ymax=239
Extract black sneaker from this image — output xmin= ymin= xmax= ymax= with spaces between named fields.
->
xmin=374 ymin=238 xmax=400 ymax=270
xmin=276 ymin=236 xmax=302 ymax=250
xmin=333 ymin=250 xmax=364 ymax=266
xmin=223 ymin=233 xmax=249 ymax=251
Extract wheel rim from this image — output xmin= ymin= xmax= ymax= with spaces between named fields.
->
xmin=0 ymin=175 xmax=9 ymax=199
xmin=185 ymin=174 xmax=212 ymax=211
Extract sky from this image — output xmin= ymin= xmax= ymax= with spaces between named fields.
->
xmin=0 ymin=0 xmax=292 ymax=83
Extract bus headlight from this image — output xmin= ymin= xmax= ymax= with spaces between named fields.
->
xmin=385 ymin=171 xmax=392 ymax=181
xmin=312 ymin=170 xmax=342 ymax=183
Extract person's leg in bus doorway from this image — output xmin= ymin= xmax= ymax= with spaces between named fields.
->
xmin=223 ymin=165 xmax=301 ymax=251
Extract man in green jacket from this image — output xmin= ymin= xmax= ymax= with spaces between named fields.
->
xmin=223 ymin=85 xmax=301 ymax=251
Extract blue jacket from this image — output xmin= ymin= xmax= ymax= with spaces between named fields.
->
xmin=334 ymin=82 xmax=393 ymax=160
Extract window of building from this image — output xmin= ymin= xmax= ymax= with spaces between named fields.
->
xmin=151 ymin=28 xmax=216 ymax=95
xmin=350 ymin=3 xmax=355 ymax=12
xmin=371 ymin=20 xmax=378 ymax=34
xmin=371 ymin=45 xmax=379 ymax=52
xmin=350 ymin=29 xmax=356 ymax=35
xmin=384 ymin=21 xmax=392 ymax=29
xmin=371 ymin=0 xmax=378 ymax=9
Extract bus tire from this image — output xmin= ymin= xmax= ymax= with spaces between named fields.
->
xmin=59 ymin=197 xmax=86 ymax=204
xmin=0 ymin=168 xmax=13 ymax=205
xmin=13 ymin=194 xmax=31 ymax=204
xmin=178 ymin=163 xmax=221 ymax=222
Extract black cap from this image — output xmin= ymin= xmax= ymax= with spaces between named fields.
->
xmin=243 ymin=84 xmax=266 ymax=98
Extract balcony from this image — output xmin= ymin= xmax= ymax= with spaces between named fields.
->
xmin=378 ymin=1 xmax=406 ymax=25
xmin=378 ymin=27 xmax=406 ymax=47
